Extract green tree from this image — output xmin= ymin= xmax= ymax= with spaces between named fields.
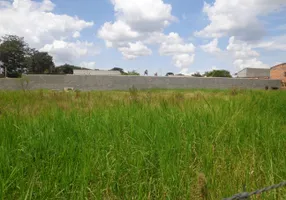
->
xmin=126 ymin=70 xmax=140 ymax=76
xmin=166 ymin=72 xmax=174 ymax=76
xmin=0 ymin=35 xmax=29 ymax=77
xmin=192 ymin=72 xmax=203 ymax=77
xmin=55 ymin=64 xmax=86 ymax=74
xmin=26 ymin=50 xmax=55 ymax=74
xmin=203 ymin=70 xmax=232 ymax=78
xmin=110 ymin=67 xmax=127 ymax=75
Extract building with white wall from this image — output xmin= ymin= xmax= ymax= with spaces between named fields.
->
xmin=236 ymin=68 xmax=270 ymax=79
xmin=73 ymin=69 xmax=121 ymax=76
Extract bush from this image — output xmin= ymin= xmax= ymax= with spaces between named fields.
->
xmin=7 ymin=71 xmax=22 ymax=78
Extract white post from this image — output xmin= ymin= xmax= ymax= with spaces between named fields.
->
xmin=0 ymin=61 xmax=4 ymax=77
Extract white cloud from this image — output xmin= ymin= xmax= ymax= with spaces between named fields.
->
xmin=111 ymin=0 xmax=175 ymax=32
xmin=172 ymin=54 xmax=195 ymax=69
xmin=73 ymin=31 xmax=81 ymax=38
xmin=118 ymin=42 xmax=152 ymax=60
xmin=158 ymin=32 xmax=196 ymax=70
xmin=0 ymin=0 xmax=96 ymax=66
xmin=0 ymin=1 xmax=12 ymax=7
xmin=159 ymin=43 xmax=195 ymax=56
xmin=98 ymin=20 xmax=140 ymax=47
xmin=200 ymin=38 xmax=222 ymax=54
xmin=98 ymin=0 xmax=175 ymax=47
xmin=144 ymin=32 xmax=184 ymax=45
xmin=98 ymin=0 xmax=195 ymax=71
xmin=253 ymin=35 xmax=286 ymax=51
xmin=227 ymin=37 xmax=260 ymax=59
xmin=40 ymin=40 xmax=99 ymax=65
xmin=233 ymin=59 xmax=269 ymax=70
xmin=0 ymin=0 xmax=93 ymax=48
xmin=158 ymin=33 xmax=194 ymax=54
xmin=227 ymin=36 xmax=268 ymax=70
xmin=194 ymin=0 xmax=286 ymax=72
xmin=195 ymin=0 xmax=286 ymax=41
xmin=201 ymin=36 xmax=269 ymax=70
xmin=80 ymin=62 xmax=97 ymax=69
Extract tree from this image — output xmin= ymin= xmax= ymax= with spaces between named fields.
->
xmin=126 ymin=70 xmax=140 ymax=76
xmin=110 ymin=67 xmax=126 ymax=75
xmin=192 ymin=72 xmax=203 ymax=77
xmin=55 ymin=64 xmax=88 ymax=74
xmin=0 ymin=35 xmax=29 ymax=77
xmin=62 ymin=65 xmax=74 ymax=74
xmin=27 ymin=50 xmax=55 ymax=74
xmin=166 ymin=72 xmax=174 ymax=76
xmin=203 ymin=70 xmax=232 ymax=78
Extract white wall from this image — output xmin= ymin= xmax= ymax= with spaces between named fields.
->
xmin=73 ymin=70 xmax=121 ymax=76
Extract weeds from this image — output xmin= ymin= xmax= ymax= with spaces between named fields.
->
xmin=19 ymin=76 xmax=30 ymax=91
xmin=0 ymin=90 xmax=285 ymax=199
xmin=129 ymin=85 xmax=139 ymax=103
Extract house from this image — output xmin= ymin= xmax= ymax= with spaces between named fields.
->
xmin=236 ymin=68 xmax=270 ymax=79
xmin=270 ymin=63 xmax=286 ymax=87
xmin=73 ymin=69 xmax=121 ymax=76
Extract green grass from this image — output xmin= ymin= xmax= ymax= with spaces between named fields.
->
xmin=0 ymin=89 xmax=285 ymax=199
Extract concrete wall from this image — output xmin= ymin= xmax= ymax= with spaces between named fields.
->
xmin=236 ymin=69 xmax=247 ymax=78
xmin=73 ymin=70 xmax=121 ymax=76
xmin=237 ymin=68 xmax=270 ymax=78
xmin=0 ymin=75 xmax=281 ymax=91
xmin=247 ymin=68 xmax=270 ymax=78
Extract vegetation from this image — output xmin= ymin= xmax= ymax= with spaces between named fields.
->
xmin=110 ymin=67 xmax=126 ymax=75
xmin=126 ymin=70 xmax=140 ymax=76
xmin=192 ymin=72 xmax=203 ymax=77
xmin=110 ymin=67 xmax=140 ymax=75
xmin=0 ymin=89 xmax=285 ymax=199
xmin=55 ymin=64 xmax=90 ymax=74
xmin=204 ymin=70 xmax=232 ymax=78
xmin=26 ymin=49 xmax=55 ymax=74
xmin=166 ymin=72 xmax=175 ymax=76
xmin=0 ymin=35 xmax=28 ymax=77
xmin=0 ymin=35 xmax=55 ymax=77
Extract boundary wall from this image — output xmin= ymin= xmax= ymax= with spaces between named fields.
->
xmin=0 ymin=75 xmax=281 ymax=91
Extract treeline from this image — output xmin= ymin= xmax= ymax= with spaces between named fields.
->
xmin=109 ymin=67 xmax=140 ymax=76
xmin=191 ymin=70 xmax=232 ymax=78
xmin=0 ymin=35 xmax=56 ymax=78
xmin=0 ymin=35 xmax=142 ymax=78
xmin=164 ymin=70 xmax=232 ymax=77
xmin=0 ymin=35 xmax=97 ymax=78
xmin=0 ymin=34 xmax=232 ymax=78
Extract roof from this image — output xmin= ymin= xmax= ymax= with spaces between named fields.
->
xmin=271 ymin=63 xmax=286 ymax=69
xmin=236 ymin=67 xmax=270 ymax=74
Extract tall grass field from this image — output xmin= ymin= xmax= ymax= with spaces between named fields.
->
xmin=0 ymin=89 xmax=285 ymax=199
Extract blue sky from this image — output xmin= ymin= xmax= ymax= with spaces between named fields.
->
xmin=0 ymin=0 xmax=286 ymax=75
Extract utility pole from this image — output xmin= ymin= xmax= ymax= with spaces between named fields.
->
xmin=0 ymin=61 xmax=4 ymax=78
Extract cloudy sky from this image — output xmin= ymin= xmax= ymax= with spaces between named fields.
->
xmin=0 ymin=0 xmax=285 ymax=75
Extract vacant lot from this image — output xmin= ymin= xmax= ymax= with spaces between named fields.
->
xmin=0 ymin=89 xmax=285 ymax=199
